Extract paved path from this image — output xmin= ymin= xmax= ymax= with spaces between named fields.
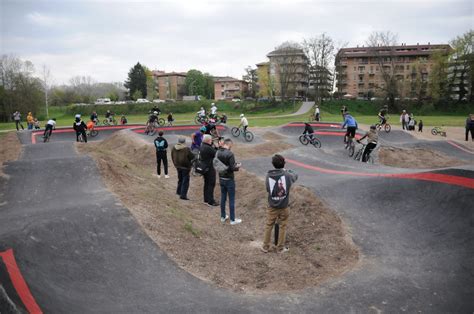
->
xmin=1 ymin=123 xmax=473 ymax=313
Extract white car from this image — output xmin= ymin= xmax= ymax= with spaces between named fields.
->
xmin=136 ymin=98 xmax=150 ymax=103
xmin=231 ymin=98 xmax=241 ymax=102
xmin=153 ymin=99 xmax=165 ymax=103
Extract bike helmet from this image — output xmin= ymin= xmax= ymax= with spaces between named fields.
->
xmin=153 ymin=111 xmax=158 ymax=115
xmin=370 ymin=125 xmax=376 ymax=130
xmin=240 ymin=114 xmax=245 ymax=118
xmin=75 ymin=114 xmax=81 ymax=118
xmin=200 ymin=126 xmax=207 ymax=132
xmin=211 ymin=103 xmax=215 ymax=106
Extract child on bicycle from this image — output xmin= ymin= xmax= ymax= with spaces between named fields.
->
xmin=73 ymin=116 xmax=87 ymax=142
xmin=43 ymin=118 xmax=56 ymax=138
xmin=357 ymin=125 xmax=378 ymax=162
xmin=239 ymin=114 xmax=249 ymax=132
xmin=378 ymin=106 xmax=388 ymax=125
xmin=303 ymin=122 xmax=315 ymax=140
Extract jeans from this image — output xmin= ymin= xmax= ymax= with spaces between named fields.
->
xmin=362 ymin=142 xmax=377 ymax=162
xmin=220 ymin=178 xmax=235 ymax=221
xmin=262 ymin=207 xmax=289 ymax=251
xmin=176 ymin=168 xmax=190 ymax=198
xmin=44 ymin=124 xmax=53 ymax=137
xmin=203 ymin=167 xmax=216 ymax=204
xmin=466 ymin=127 xmax=474 ymax=141
xmin=156 ymin=151 xmax=168 ymax=175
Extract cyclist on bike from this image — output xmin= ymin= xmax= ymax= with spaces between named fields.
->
xmin=105 ymin=110 xmax=113 ymax=123
xmin=239 ymin=114 xmax=249 ymax=132
xmin=73 ymin=116 xmax=88 ymax=143
xmin=148 ymin=111 xmax=159 ymax=126
xmin=303 ymin=122 xmax=315 ymax=140
xmin=210 ymin=103 xmax=218 ymax=118
xmin=342 ymin=111 xmax=358 ymax=148
xmin=43 ymin=118 xmax=56 ymax=138
xmin=220 ymin=113 xmax=228 ymax=124
xmin=378 ymin=105 xmax=388 ymax=126
xmin=197 ymin=107 xmax=206 ymax=120
xmin=90 ymin=111 xmax=98 ymax=124
xmin=357 ymin=125 xmax=378 ymax=162
xmin=191 ymin=126 xmax=206 ymax=154
xmin=150 ymin=105 xmax=161 ymax=115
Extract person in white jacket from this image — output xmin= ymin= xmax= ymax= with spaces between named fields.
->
xmin=400 ymin=110 xmax=409 ymax=130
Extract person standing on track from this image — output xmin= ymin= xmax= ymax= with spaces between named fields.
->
xmin=26 ymin=112 xmax=34 ymax=130
xmin=171 ymin=137 xmax=194 ymax=200
xmin=12 ymin=111 xmax=24 ymax=131
xmin=261 ymin=154 xmax=298 ymax=253
xmin=154 ymin=131 xmax=169 ymax=178
xmin=199 ymin=134 xmax=219 ymax=206
xmin=342 ymin=111 xmax=358 ymax=148
xmin=466 ymin=114 xmax=474 ymax=141
xmin=73 ymin=115 xmax=88 ymax=142
xmin=400 ymin=110 xmax=409 ymax=130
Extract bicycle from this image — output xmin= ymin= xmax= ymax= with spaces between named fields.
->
xmin=346 ymin=137 xmax=356 ymax=157
xmin=144 ymin=121 xmax=161 ymax=136
xmin=299 ymin=133 xmax=322 ymax=148
xmin=146 ymin=115 xmax=165 ymax=127
xmin=353 ymin=141 xmax=375 ymax=164
xmin=86 ymin=126 xmax=99 ymax=137
xmin=431 ymin=126 xmax=447 ymax=137
xmin=375 ymin=117 xmax=391 ymax=133
xmin=43 ymin=131 xmax=51 ymax=143
xmin=103 ymin=116 xmax=118 ymax=126
xmin=194 ymin=115 xmax=208 ymax=125
xmin=231 ymin=127 xmax=254 ymax=142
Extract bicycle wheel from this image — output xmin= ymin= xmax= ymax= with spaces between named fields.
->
xmin=384 ymin=123 xmax=391 ymax=133
xmin=431 ymin=128 xmax=437 ymax=136
xmin=354 ymin=149 xmax=362 ymax=161
xmin=299 ymin=134 xmax=309 ymax=145
xmin=244 ymin=131 xmax=254 ymax=142
xmin=90 ymin=129 xmax=99 ymax=137
xmin=348 ymin=142 xmax=355 ymax=157
xmin=148 ymin=126 xmax=156 ymax=136
xmin=311 ymin=138 xmax=322 ymax=148
xmin=194 ymin=116 xmax=201 ymax=124
xmin=158 ymin=118 xmax=165 ymax=126
xmin=102 ymin=119 xmax=109 ymax=125
xmin=231 ymin=127 xmax=240 ymax=137
xmin=43 ymin=134 xmax=49 ymax=143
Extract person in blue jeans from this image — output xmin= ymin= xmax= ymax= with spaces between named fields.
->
xmin=216 ymin=138 xmax=242 ymax=225
xmin=171 ymin=137 xmax=194 ymax=200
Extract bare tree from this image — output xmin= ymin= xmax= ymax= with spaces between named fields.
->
xmin=366 ymin=31 xmax=399 ymax=107
xmin=41 ymin=64 xmax=53 ymax=118
xmin=69 ymin=75 xmax=96 ymax=103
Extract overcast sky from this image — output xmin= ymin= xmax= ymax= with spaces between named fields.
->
xmin=1 ymin=0 xmax=472 ymax=85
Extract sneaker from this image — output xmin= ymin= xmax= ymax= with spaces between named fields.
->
xmin=157 ymin=175 xmax=161 ymax=178
xmin=208 ymin=202 xmax=219 ymax=207
xmin=230 ymin=218 xmax=242 ymax=225
xmin=278 ymin=247 xmax=289 ymax=254
xmin=180 ymin=197 xmax=190 ymax=200
xmin=260 ymin=247 xmax=269 ymax=253
xmin=165 ymin=175 xmax=170 ymax=179
xmin=220 ymin=215 xmax=229 ymax=223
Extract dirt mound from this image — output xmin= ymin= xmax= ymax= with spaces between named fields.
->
xmin=378 ymin=146 xmax=466 ymax=169
xmin=262 ymin=131 xmax=287 ymax=141
xmin=79 ymin=130 xmax=359 ymax=293
xmin=0 ymin=132 xmax=21 ymax=177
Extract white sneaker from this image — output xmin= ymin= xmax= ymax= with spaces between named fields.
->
xmin=220 ymin=215 xmax=229 ymax=224
xmin=157 ymin=174 xmax=161 ymax=178
xmin=165 ymin=175 xmax=170 ymax=179
xmin=230 ymin=218 xmax=242 ymax=225
xmin=278 ymin=247 xmax=289 ymax=253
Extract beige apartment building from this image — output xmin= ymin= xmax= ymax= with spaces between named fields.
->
xmin=214 ymin=77 xmax=248 ymax=100
xmin=335 ymin=44 xmax=451 ymax=99
xmin=257 ymin=46 xmax=309 ymax=99
xmin=152 ymin=71 xmax=187 ymax=100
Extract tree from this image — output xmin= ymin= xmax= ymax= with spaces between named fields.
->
xmin=185 ymin=69 xmax=206 ymax=96
xmin=41 ymin=64 xmax=52 ymax=118
xmin=366 ymin=31 xmax=399 ymax=108
xmin=203 ymin=73 xmax=214 ymax=99
xmin=428 ymin=52 xmax=450 ymax=103
xmin=303 ymin=33 xmax=336 ymax=102
xmin=144 ymin=67 xmax=156 ymax=101
xmin=124 ymin=62 xmax=147 ymax=99
xmin=242 ymin=66 xmax=258 ymax=98
xmin=69 ymin=75 xmax=95 ymax=103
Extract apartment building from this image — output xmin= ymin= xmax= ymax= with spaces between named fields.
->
xmin=257 ymin=46 xmax=309 ymax=99
xmin=214 ymin=77 xmax=248 ymax=100
xmin=335 ymin=43 xmax=451 ymax=99
xmin=152 ymin=71 xmax=187 ymax=100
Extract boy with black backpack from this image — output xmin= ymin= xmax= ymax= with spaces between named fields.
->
xmin=154 ymin=131 xmax=169 ymax=178
xmin=261 ymin=154 xmax=298 ymax=253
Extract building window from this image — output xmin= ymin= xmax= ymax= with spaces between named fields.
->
xmin=221 ymin=84 xmax=224 ymax=88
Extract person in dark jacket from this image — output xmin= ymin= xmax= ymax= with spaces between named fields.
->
xmin=216 ymin=138 xmax=241 ymax=225
xmin=154 ymin=131 xmax=169 ymax=178
xmin=465 ymin=114 xmax=474 ymax=141
xmin=73 ymin=116 xmax=87 ymax=142
xmin=261 ymin=154 xmax=298 ymax=253
xmin=171 ymin=137 xmax=195 ymax=200
xmin=199 ymin=135 xmax=218 ymax=206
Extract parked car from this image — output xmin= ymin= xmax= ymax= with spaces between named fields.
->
xmin=231 ymin=98 xmax=241 ymax=102
xmin=136 ymin=98 xmax=150 ymax=103
xmin=153 ymin=99 xmax=165 ymax=103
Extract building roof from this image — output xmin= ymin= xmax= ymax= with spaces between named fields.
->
xmin=267 ymin=47 xmax=306 ymax=58
xmin=337 ymin=44 xmax=451 ymax=58
xmin=214 ymin=76 xmax=247 ymax=83
xmin=256 ymin=61 xmax=269 ymax=66
xmin=153 ymin=71 xmax=187 ymax=77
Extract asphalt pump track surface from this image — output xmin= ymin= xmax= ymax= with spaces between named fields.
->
xmin=1 ymin=122 xmax=473 ymax=313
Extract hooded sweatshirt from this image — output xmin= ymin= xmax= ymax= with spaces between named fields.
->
xmin=265 ymin=169 xmax=298 ymax=209
xmin=171 ymin=143 xmax=194 ymax=169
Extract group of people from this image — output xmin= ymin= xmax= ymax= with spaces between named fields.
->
xmin=147 ymin=105 xmax=175 ymax=127
xmin=400 ymin=110 xmax=423 ymax=132
xmin=152 ymin=125 xmax=296 ymax=253
xmin=11 ymin=111 xmax=41 ymax=131
xmin=197 ymin=103 xmax=228 ymax=124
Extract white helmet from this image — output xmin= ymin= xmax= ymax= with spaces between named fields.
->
xmin=211 ymin=103 xmax=215 ymax=106
xmin=200 ymin=107 xmax=204 ymax=110
xmin=75 ymin=114 xmax=81 ymax=118
xmin=240 ymin=114 xmax=244 ymax=118
xmin=153 ymin=111 xmax=158 ymax=115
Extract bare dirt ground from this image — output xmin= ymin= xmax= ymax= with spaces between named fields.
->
xmin=378 ymin=146 xmax=466 ymax=169
xmin=79 ymin=130 xmax=359 ymax=293
xmin=0 ymin=132 xmax=21 ymax=177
